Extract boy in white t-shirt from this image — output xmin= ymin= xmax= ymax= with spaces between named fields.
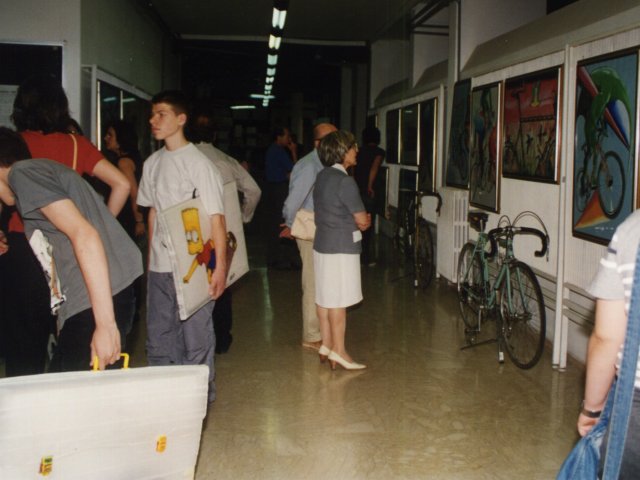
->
xmin=137 ymin=91 xmax=226 ymax=402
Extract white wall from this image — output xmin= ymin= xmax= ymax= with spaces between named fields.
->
xmin=370 ymin=39 xmax=411 ymax=107
xmin=1 ymin=0 xmax=82 ymax=118
xmin=412 ymin=8 xmax=449 ymax=86
xmin=459 ymin=0 xmax=546 ymax=68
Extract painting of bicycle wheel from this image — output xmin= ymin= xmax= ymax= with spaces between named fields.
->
xmin=445 ymin=79 xmax=471 ymax=188
xmin=469 ymin=82 xmax=501 ymax=212
xmin=502 ymin=68 xmax=560 ymax=182
xmin=573 ymin=50 xmax=638 ymax=244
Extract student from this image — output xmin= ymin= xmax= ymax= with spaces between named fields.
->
xmin=0 ymin=127 xmax=142 ymax=371
xmin=137 ymin=91 xmax=226 ymax=403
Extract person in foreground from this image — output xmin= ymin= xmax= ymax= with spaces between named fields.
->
xmin=313 ymin=130 xmax=371 ymax=370
xmin=137 ymin=90 xmax=226 ymax=403
xmin=0 ymin=127 xmax=142 ymax=371
xmin=578 ymin=209 xmax=640 ymax=476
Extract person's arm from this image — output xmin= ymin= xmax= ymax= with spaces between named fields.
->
xmin=208 ymin=213 xmax=227 ymax=300
xmin=117 ymin=157 xmax=145 ymax=237
xmin=231 ymin=159 xmax=261 ymax=223
xmin=0 ymin=229 xmax=8 ymax=255
xmin=367 ymin=154 xmax=383 ymax=197
xmin=146 ymin=207 xmax=156 ymax=271
xmin=353 ymin=211 xmax=371 ymax=231
xmin=578 ymin=298 xmax=627 ymax=436
xmin=92 ymin=159 xmax=130 ymax=216
xmin=39 ymin=198 xmax=121 ymax=370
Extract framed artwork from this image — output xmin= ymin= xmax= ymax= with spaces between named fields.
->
xmin=502 ymin=68 xmax=561 ymax=182
xmin=400 ymin=104 xmax=419 ymax=165
xmin=385 ymin=109 xmax=400 ymax=164
xmin=469 ymin=82 xmax=501 ymax=212
xmin=572 ymin=49 xmax=638 ymax=244
xmin=373 ymin=166 xmax=389 ymax=218
xmin=418 ymin=97 xmax=438 ymax=192
xmin=445 ymin=79 xmax=471 ymax=188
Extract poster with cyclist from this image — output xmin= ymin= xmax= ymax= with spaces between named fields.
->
xmin=573 ymin=49 xmax=637 ymax=244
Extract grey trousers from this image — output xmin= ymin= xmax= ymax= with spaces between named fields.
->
xmin=146 ymin=271 xmax=216 ymax=402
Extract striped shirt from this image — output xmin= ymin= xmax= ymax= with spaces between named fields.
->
xmin=587 ymin=210 xmax=640 ymax=387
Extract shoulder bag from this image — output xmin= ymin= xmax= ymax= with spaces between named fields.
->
xmin=290 ymin=183 xmax=316 ymax=241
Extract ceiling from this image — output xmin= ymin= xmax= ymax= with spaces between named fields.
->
xmin=147 ymin=0 xmax=427 ymax=43
xmin=141 ymin=0 xmax=449 ymax=111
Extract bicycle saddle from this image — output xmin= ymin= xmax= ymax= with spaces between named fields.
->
xmin=468 ymin=211 xmax=489 ymax=232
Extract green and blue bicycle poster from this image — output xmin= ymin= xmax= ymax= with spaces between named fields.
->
xmin=573 ymin=50 xmax=638 ymax=244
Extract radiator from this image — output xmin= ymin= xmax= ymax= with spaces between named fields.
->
xmin=437 ymin=187 xmax=469 ymax=282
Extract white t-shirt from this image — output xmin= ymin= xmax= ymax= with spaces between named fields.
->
xmin=138 ymin=142 xmax=224 ymax=273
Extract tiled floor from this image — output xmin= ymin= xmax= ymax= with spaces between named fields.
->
xmin=191 ymin=237 xmax=585 ymax=479
xmin=0 ymin=234 xmax=586 ymax=479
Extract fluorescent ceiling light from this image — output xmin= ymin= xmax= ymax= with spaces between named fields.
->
xmin=102 ymin=96 xmax=117 ymax=103
xmin=268 ymin=34 xmax=282 ymax=50
xmin=266 ymin=77 xmax=275 ymax=85
xmin=230 ymin=105 xmax=257 ymax=110
xmin=267 ymin=54 xmax=278 ymax=66
xmin=272 ymin=9 xmax=287 ymax=29
xmin=266 ymin=67 xmax=276 ymax=76
xmin=251 ymin=93 xmax=275 ymax=100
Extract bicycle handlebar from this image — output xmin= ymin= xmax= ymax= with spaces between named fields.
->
xmin=416 ymin=190 xmax=443 ymax=215
xmin=486 ymin=226 xmax=548 ymax=259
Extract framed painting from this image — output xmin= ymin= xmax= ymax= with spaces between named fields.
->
xmin=385 ymin=109 xmax=400 ymax=164
xmin=572 ymin=49 xmax=638 ymax=244
xmin=469 ymin=82 xmax=501 ymax=212
xmin=373 ymin=166 xmax=389 ymax=218
xmin=418 ymin=97 xmax=438 ymax=193
xmin=445 ymin=79 xmax=471 ymax=188
xmin=400 ymin=103 xmax=419 ymax=165
xmin=502 ymin=68 xmax=561 ymax=182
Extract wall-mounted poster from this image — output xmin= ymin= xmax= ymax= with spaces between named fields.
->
xmin=373 ymin=166 xmax=389 ymax=218
xmin=445 ymin=79 xmax=471 ymax=188
xmin=385 ymin=109 xmax=400 ymax=164
xmin=502 ymin=68 xmax=560 ymax=182
xmin=469 ymin=82 xmax=501 ymax=212
xmin=400 ymin=104 xmax=419 ymax=165
xmin=418 ymin=97 xmax=437 ymax=192
xmin=572 ymin=50 xmax=638 ymax=244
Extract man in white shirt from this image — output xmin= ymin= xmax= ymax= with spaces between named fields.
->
xmin=191 ymin=111 xmax=262 ymax=352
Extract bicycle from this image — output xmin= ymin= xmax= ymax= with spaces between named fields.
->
xmin=397 ymin=190 xmax=442 ymax=288
xmin=457 ymin=210 xmax=549 ymax=369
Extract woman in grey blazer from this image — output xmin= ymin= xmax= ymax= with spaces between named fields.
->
xmin=313 ymin=130 xmax=371 ymax=370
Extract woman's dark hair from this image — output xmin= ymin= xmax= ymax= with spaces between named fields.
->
xmin=0 ymin=127 xmax=32 ymax=167
xmin=11 ymin=75 xmax=71 ymax=134
xmin=106 ymin=120 xmax=140 ymax=157
xmin=362 ymin=126 xmax=381 ymax=145
xmin=318 ymin=130 xmax=356 ymax=167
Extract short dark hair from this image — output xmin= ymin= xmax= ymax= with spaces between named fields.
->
xmin=11 ymin=75 xmax=71 ymax=134
xmin=0 ymin=127 xmax=32 ymax=167
xmin=362 ymin=126 xmax=380 ymax=145
xmin=105 ymin=120 xmax=140 ymax=157
xmin=271 ymin=126 xmax=288 ymax=141
xmin=151 ymin=90 xmax=190 ymax=117
xmin=187 ymin=110 xmax=217 ymax=144
xmin=318 ymin=130 xmax=356 ymax=167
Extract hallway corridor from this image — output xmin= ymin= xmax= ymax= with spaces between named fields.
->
xmin=188 ymin=237 xmax=584 ymax=479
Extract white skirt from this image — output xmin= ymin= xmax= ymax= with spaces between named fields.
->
xmin=313 ymin=251 xmax=362 ymax=308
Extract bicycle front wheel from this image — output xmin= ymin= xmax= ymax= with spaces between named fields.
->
xmin=457 ymin=242 xmax=484 ymax=330
xmin=414 ymin=218 xmax=434 ymax=289
xmin=500 ymin=261 xmax=546 ymax=369
xmin=597 ymin=151 xmax=625 ymax=219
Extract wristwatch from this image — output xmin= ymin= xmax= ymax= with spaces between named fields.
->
xmin=580 ymin=400 xmax=602 ymax=418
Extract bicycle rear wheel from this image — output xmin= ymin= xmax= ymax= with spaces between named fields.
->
xmin=500 ymin=261 xmax=546 ymax=369
xmin=414 ymin=218 xmax=434 ymax=289
xmin=457 ymin=242 xmax=484 ymax=330
xmin=597 ymin=151 xmax=625 ymax=219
